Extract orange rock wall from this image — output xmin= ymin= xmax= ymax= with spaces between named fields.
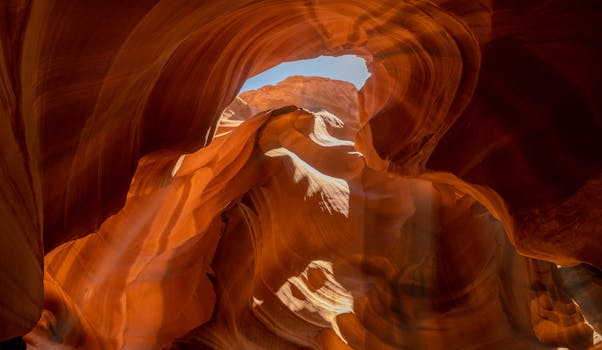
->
xmin=1 ymin=0 xmax=601 ymax=348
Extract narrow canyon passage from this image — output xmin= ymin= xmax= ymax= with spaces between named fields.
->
xmin=1 ymin=1 xmax=601 ymax=349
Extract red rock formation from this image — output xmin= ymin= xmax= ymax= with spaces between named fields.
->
xmin=1 ymin=0 xmax=601 ymax=349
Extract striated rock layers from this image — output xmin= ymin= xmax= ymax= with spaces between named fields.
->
xmin=1 ymin=1 xmax=601 ymax=349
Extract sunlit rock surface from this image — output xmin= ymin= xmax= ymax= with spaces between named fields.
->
xmin=1 ymin=0 xmax=601 ymax=349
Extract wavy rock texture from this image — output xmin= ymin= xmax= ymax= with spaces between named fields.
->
xmin=0 ymin=0 xmax=601 ymax=349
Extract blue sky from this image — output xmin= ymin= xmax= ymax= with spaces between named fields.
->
xmin=240 ymin=55 xmax=370 ymax=92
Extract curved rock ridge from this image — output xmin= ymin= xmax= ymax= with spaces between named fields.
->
xmin=172 ymin=105 xmax=600 ymax=350
xmin=0 ymin=0 xmax=601 ymax=348
xmin=19 ymin=102 xmax=597 ymax=349
xmin=24 ymin=78 xmax=602 ymax=348
xmin=25 ymin=112 xmax=273 ymax=349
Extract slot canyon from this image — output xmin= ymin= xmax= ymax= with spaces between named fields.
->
xmin=1 ymin=1 xmax=601 ymax=349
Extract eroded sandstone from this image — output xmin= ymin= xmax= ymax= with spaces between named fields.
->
xmin=1 ymin=1 xmax=601 ymax=349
